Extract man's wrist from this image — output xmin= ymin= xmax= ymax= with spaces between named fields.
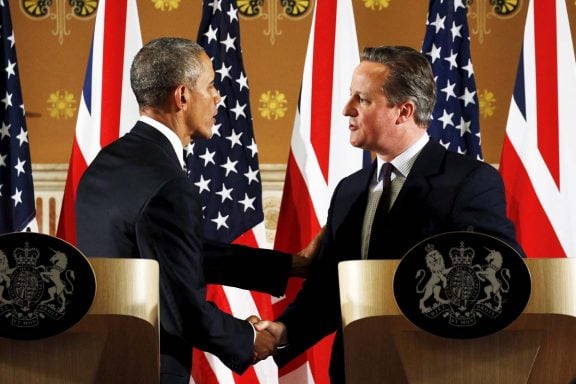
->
xmin=277 ymin=321 xmax=289 ymax=347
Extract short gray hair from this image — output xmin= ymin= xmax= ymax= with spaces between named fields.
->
xmin=130 ymin=37 xmax=205 ymax=107
xmin=361 ymin=46 xmax=436 ymax=128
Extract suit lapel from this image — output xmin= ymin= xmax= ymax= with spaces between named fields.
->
xmin=368 ymin=140 xmax=447 ymax=259
xmin=333 ymin=161 xmax=377 ymax=261
xmin=390 ymin=140 xmax=445 ymax=216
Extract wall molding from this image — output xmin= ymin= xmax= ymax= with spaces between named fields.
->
xmin=32 ymin=163 xmax=287 ymax=243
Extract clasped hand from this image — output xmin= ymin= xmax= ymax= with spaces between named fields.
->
xmin=248 ymin=229 xmax=323 ymax=362
xmin=247 ymin=315 xmax=287 ymax=363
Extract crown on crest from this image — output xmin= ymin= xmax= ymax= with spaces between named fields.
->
xmin=13 ymin=242 xmax=40 ymax=266
xmin=449 ymin=241 xmax=475 ymax=265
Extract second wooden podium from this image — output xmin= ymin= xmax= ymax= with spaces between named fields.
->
xmin=339 ymin=258 xmax=576 ymax=384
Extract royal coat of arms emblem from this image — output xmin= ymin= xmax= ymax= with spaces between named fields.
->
xmin=0 ymin=233 xmax=96 ymax=340
xmin=394 ymin=231 xmax=531 ymax=339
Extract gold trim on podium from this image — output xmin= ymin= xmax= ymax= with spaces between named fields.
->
xmin=0 ymin=258 xmax=160 ymax=384
xmin=339 ymin=258 xmax=576 ymax=384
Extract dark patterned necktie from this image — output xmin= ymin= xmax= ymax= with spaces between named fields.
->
xmin=367 ymin=162 xmax=395 ymax=258
xmin=377 ymin=162 xmax=393 ymax=212
xmin=362 ymin=163 xmax=393 ymax=259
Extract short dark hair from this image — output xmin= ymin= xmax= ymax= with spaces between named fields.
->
xmin=130 ymin=37 xmax=205 ymax=107
xmin=361 ymin=46 xmax=436 ymax=127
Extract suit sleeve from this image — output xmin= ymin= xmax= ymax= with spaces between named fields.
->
xmin=202 ymin=240 xmax=292 ymax=297
xmin=274 ymin=182 xmax=345 ymax=366
xmin=135 ymin=177 xmax=254 ymax=374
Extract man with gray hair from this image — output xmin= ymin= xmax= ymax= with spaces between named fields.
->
xmin=76 ymin=37 xmax=317 ymax=383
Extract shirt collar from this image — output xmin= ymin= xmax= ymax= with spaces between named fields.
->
xmin=139 ymin=116 xmax=186 ymax=169
xmin=376 ymin=133 xmax=429 ymax=179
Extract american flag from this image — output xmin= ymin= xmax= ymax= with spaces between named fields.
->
xmin=57 ymin=0 xmax=141 ymax=242
xmin=500 ymin=0 xmax=576 ymax=258
xmin=0 ymin=0 xmax=37 ymax=234
xmin=422 ymin=0 xmax=483 ymax=159
xmin=187 ymin=0 xmax=263 ymax=244
xmin=273 ymin=0 xmax=365 ymax=382
xmin=189 ymin=1 xmax=277 ymax=383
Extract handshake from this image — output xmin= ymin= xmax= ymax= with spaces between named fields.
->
xmin=247 ymin=315 xmax=288 ymax=363
xmin=246 ymin=227 xmax=325 ymax=363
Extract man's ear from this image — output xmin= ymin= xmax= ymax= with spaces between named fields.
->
xmin=396 ymin=101 xmax=415 ymax=124
xmin=174 ymin=85 xmax=187 ymax=109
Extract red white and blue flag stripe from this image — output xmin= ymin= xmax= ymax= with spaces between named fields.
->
xmin=499 ymin=0 xmax=576 ymax=258
xmin=57 ymin=0 xmax=141 ymax=242
xmin=273 ymin=0 xmax=366 ymax=383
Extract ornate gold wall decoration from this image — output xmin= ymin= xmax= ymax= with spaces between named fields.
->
xmin=362 ymin=0 xmax=391 ymax=11
xmin=20 ymin=0 xmax=98 ymax=45
xmin=478 ymin=89 xmax=496 ymax=118
xmin=46 ymin=90 xmax=77 ymax=120
xmin=258 ymin=90 xmax=288 ymax=120
xmin=152 ymin=0 xmax=181 ymax=11
xmin=237 ymin=0 xmax=312 ymax=45
xmin=468 ymin=0 xmax=522 ymax=44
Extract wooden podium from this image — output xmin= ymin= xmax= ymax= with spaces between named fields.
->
xmin=0 ymin=258 xmax=160 ymax=384
xmin=338 ymin=258 xmax=576 ymax=384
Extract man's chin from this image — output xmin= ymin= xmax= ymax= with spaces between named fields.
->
xmin=191 ymin=129 xmax=213 ymax=141
xmin=349 ymin=137 xmax=362 ymax=149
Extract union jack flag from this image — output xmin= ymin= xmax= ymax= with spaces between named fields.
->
xmin=0 ymin=0 xmax=37 ymax=233
xmin=500 ymin=0 xmax=576 ymax=258
xmin=422 ymin=0 xmax=483 ymax=159
xmin=273 ymin=0 xmax=365 ymax=383
xmin=57 ymin=0 xmax=141 ymax=242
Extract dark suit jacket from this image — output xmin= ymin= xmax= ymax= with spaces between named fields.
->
xmin=275 ymin=140 xmax=524 ymax=383
xmin=76 ymin=122 xmax=292 ymax=382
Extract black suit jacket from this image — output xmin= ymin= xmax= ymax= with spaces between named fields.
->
xmin=275 ymin=140 xmax=523 ymax=383
xmin=76 ymin=122 xmax=291 ymax=382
